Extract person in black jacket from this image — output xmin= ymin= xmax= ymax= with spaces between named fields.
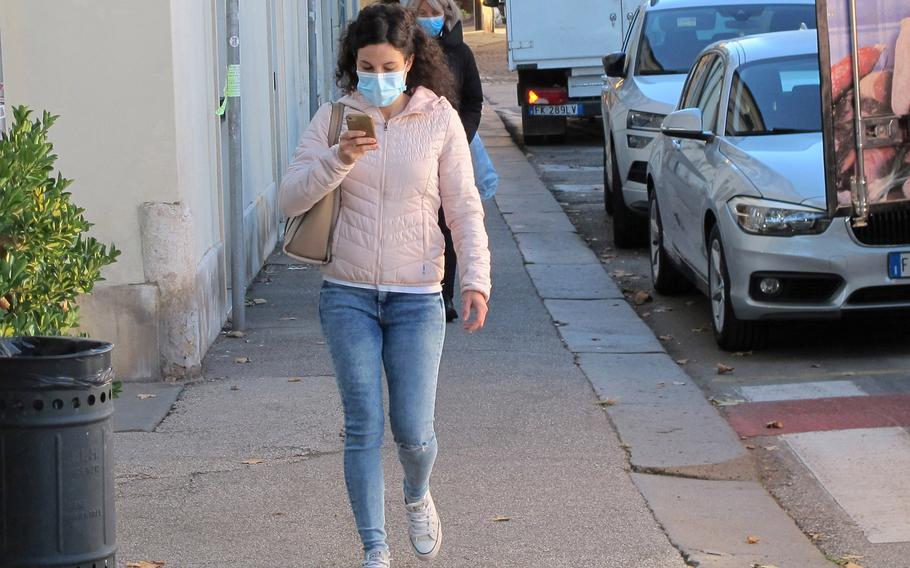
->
xmin=403 ymin=0 xmax=484 ymax=322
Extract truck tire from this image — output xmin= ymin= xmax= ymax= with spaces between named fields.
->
xmin=708 ymin=226 xmax=768 ymax=351
xmin=610 ymin=141 xmax=647 ymax=248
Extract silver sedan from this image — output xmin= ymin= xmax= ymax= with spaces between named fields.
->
xmin=648 ymin=30 xmax=910 ymax=351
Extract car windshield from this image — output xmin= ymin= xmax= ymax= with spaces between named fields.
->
xmin=727 ymin=54 xmax=821 ymax=136
xmin=636 ymin=4 xmax=816 ymax=75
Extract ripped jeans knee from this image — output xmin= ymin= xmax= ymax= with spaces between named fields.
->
xmin=396 ymin=434 xmax=438 ymax=502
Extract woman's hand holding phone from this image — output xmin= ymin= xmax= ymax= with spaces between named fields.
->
xmin=338 ymin=114 xmax=378 ymax=165
xmin=338 ymin=130 xmax=378 ymax=165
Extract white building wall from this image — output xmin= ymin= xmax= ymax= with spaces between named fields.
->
xmin=0 ymin=0 xmax=355 ymax=380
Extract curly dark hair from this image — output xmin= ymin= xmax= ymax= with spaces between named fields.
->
xmin=336 ymin=3 xmax=458 ymax=107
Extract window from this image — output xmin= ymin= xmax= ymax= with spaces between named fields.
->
xmin=696 ymin=57 xmax=725 ymax=132
xmin=726 ymin=54 xmax=821 ymax=136
xmin=636 ymin=4 xmax=817 ymax=76
xmin=622 ymin=8 xmax=640 ymax=52
xmin=622 ymin=8 xmax=641 ymax=76
xmin=680 ymin=54 xmax=714 ymax=109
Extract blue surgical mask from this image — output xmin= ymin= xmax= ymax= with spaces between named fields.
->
xmin=356 ymin=70 xmax=408 ymax=108
xmin=418 ymin=15 xmax=445 ymax=37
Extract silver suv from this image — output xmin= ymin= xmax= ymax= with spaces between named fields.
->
xmin=600 ymin=0 xmax=816 ymax=248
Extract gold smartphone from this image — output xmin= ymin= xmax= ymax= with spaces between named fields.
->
xmin=345 ymin=113 xmax=377 ymax=139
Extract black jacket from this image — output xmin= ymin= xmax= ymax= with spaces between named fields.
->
xmin=439 ymin=21 xmax=483 ymax=143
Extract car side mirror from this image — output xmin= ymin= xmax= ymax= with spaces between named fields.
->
xmin=661 ymin=108 xmax=715 ymax=142
xmin=482 ymin=0 xmax=502 ymax=7
xmin=603 ymin=52 xmax=626 ymax=78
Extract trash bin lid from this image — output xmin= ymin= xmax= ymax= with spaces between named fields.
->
xmin=0 ymin=337 xmax=114 ymax=390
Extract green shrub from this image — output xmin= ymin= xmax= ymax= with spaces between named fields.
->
xmin=0 ymin=106 xmax=119 ymax=337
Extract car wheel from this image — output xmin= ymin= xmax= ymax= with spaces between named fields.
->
xmin=649 ymin=191 xmax=688 ymax=295
xmin=611 ymin=142 xmax=648 ymax=249
xmin=707 ymin=226 xmax=768 ymax=351
xmin=603 ymin=141 xmax=614 ymax=216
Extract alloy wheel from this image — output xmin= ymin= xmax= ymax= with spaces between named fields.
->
xmin=710 ymin=239 xmax=726 ymax=333
xmin=649 ymin=199 xmax=661 ymax=282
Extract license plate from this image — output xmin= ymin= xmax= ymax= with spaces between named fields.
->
xmin=529 ymin=104 xmax=581 ymax=116
xmin=888 ymin=252 xmax=910 ymax=279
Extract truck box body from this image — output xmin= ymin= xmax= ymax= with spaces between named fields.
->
xmin=503 ymin=0 xmax=631 ymax=139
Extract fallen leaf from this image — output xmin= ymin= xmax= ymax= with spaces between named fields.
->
xmin=273 ymin=511 xmax=286 ymax=517
xmin=691 ymin=325 xmax=709 ymax=333
xmin=764 ymin=445 xmax=778 ymax=451
xmin=653 ymin=306 xmax=674 ymax=313
xmin=234 ymin=357 xmax=251 ymax=364
xmin=127 ymin=562 xmax=165 ymax=568
xmin=659 ymin=334 xmax=674 ymax=341
xmin=620 ymin=443 xmax=633 ymax=449
xmin=745 ymin=444 xmax=757 ymax=450
xmin=640 ymin=312 xmax=651 ymax=318
xmin=709 ymin=396 xmax=745 ymax=407
xmin=597 ymin=398 xmax=618 ymax=407
xmin=746 ymin=536 xmax=760 ymax=544
xmin=230 ymin=385 xmax=240 ymax=391
xmin=242 ymin=459 xmax=264 ymax=465
xmin=611 ymin=269 xmax=639 ymax=279
xmin=766 ymin=420 xmax=784 ymax=430
xmin=288 ymin=377 xmax=302 ymax=383
xmin=137 ymin=394 xmax=157 ymax=400
xmin=732 ymin=351 xmax=753 ymax=357
xmin=227 ymin=330 xmax=246 ymax=338
xmin=750 ymin=564 xmax=780 ymax=568
xmin=716 ymin=363 xmax=735 ymax=375
xmin=492 ymin=515 xmax=511 ymax=522
xmin=676 ymin=358 xmax=690 ymax=366
xmin=631 ymin=290 xmax=652 ymax=306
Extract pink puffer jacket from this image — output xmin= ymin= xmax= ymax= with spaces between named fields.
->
xmin=279 ymin=87 xmax=492 ymax=299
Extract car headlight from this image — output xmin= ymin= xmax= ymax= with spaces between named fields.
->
xmin=627 ymin=110 xmax=666 ymax=131
xmin=729 ymin=197 xmax=830 ymax=236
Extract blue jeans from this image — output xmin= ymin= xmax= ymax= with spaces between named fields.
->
xmin=319 ymin=281 xmax=446 ymax=553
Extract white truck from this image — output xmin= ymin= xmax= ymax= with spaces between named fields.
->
xmin=484 ymin=0 xmax=635 ymax=143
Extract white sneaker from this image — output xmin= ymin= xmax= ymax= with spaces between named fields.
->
xmin=362 ymin=548 xmax=390 ymax=568
xmin=405 ymin=491 xmax=442 ymax=560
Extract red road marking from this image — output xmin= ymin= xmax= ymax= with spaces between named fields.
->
xmin=725 ymin=394 xmax=910 ymax=438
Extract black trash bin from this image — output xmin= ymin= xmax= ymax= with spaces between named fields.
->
xmin=0 ymin=337 xmax=116 ymax=568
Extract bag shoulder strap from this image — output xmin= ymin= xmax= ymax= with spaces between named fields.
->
xmin=328 ymin=103 xmax=345 ymax=146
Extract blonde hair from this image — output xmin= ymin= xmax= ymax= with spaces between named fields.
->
xmin=401 ymin=0 xmax=462 ymax=30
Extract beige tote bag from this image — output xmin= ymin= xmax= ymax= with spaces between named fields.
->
xmin=282 ymin=102 xmax=345 ymax=264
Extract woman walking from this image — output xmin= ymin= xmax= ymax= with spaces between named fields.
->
xmin=278 ymin=4 xmax=491 ymax=567
xmin=402 ymin=0 xmax=484 ymax=322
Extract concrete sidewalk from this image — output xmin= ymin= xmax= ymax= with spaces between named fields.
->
xmin=113 ymin=125 xmax=687 ymax=565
